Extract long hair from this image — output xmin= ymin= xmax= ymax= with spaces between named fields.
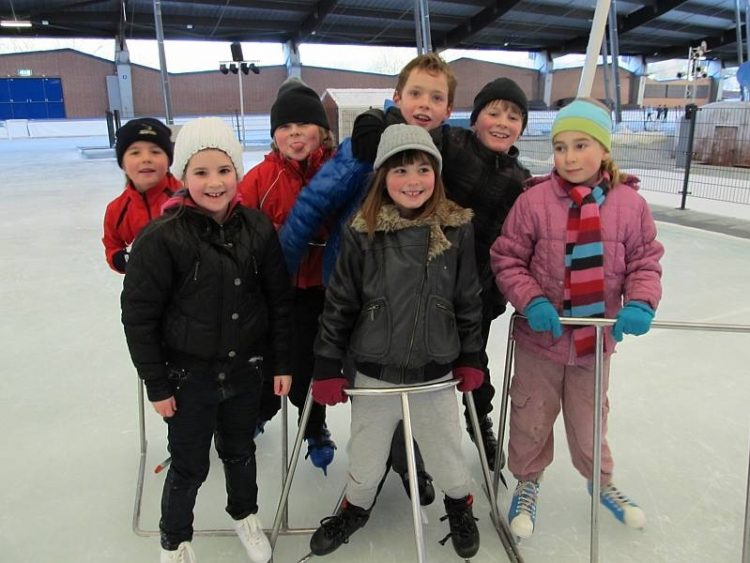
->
xmin=358 ymin=149 xmax=446 ymax=238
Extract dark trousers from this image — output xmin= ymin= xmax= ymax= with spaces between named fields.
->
xmin=461 ymin=302 xmax=497 ymax=423
xmin=160 ymin=368 xmax=262 ymax=550
xmin=258 ymin=287 xmax=327 ymax=439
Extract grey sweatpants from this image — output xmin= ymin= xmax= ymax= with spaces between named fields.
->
xmin=345 ymin=372 xmax=470 ymax=509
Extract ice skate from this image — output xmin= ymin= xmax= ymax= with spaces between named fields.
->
xmin=309 ymin=499 xmax=370 ymax=556
xmin=234 ymin=514 xmax=272 ymax=563
xmin=305 ymin=423 xmax=336 ymax=476
xmin=467 ymin=415 xmax=504 ymax=472
xmin=439 ymin=494 xmax=480 ymax=559
xmin=160 ymin=541 xmax=197 ymax=563
xmin=508 ymin=480 xmax=539 ymax=539
xmin=589 ymin=481 xmax=646 ymax=529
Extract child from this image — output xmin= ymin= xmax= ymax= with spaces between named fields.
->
xmin=102 ymin=117 xmax=181 ymax=273
xmin=490 ymin=98 xmax=664 ymax=538
xmin=307 ymin=125 xmax=484 ymax=559
xmin=435 ymin=77 xmax=531 ymax=470
xmin=280 ymin=51 xmax=457 ymax=504
xmin=121 ymin=117 xmax=293 ymax=563
xmin=238 ymin=78 xmax=337 ymax=474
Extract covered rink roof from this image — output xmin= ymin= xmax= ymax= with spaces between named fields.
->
xmin=1 ymin=0 xmax=747 ymax=65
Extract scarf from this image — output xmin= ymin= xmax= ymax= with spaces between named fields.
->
xmin=563 ymin=181 xmax=606 ymax=357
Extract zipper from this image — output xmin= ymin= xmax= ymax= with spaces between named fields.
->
xmin=193 ymin=260 xmax=200 ymax=281
xmin=402 ymin=228 xmax=430 ymax=382
xmin=365 ymin=302 xmax=381 ymax=321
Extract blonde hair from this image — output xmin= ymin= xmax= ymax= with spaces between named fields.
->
xmin=358 ymin=149 xmax=446 ymax=238
xmin=270 ymin=125 xmax=336 ymax=153
xmin=395 ymin=53 xmax=457 ymax=106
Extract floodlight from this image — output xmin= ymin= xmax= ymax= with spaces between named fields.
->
xmin=219 ymin=63 xmax=229 ymax=75
xmin=230 ymin=63 xmax=239 ymax=74
xmin=1 ymin=20 xmax=32 ymax=28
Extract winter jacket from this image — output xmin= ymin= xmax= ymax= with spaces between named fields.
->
xmin=239 ymin=146 xmax=334 ymax=288
xmin=434 ymin=125 xmax=530 ymax=317
xmin=314 ymin=200 xmax=484 ymax=385
xmin=121 ymin=192 xmax=293 ymax=402
xmin=490 ymin=171 xmax=663 ymax=366
xmin=279 ymin=107 xmax=406 ymax=283
xmin=102 ymin=174 xmax=181 ymax=273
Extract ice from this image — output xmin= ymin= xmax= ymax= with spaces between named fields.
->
xmin=1 ymin=136 xmax=749 ymax=562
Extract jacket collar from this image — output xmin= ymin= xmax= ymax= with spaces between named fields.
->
xmin=350 ymin=200 xmax=472 ymax=261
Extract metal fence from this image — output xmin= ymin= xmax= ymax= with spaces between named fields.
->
xmin=516 ymin=105 xmax=750 ymax=207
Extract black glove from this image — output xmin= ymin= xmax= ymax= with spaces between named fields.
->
xmin=351 ymin=110 xmax=386 ymax=164
xmin=113 ymin=250 xmax=129 ymax=273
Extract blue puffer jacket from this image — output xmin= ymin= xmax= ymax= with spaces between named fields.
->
xmin=279 ymin=138 xmax=372 ymax=283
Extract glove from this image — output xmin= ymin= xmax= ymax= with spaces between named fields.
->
xmin=523 ymin=297 xmax=562 ymax=339
xmin=351 ymin=110 xmax=386 ymax=164
xmin=312 ymin=378 xmax=349 ymax=406
xmin=612 ymin=301 xmax=654 ymax=342
xmin=112 ymin=250 xmax=129 ymax=273
xmin=454 ymin=366 xmax=485 ymax=393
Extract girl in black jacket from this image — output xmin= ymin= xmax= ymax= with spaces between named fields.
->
xmin=307 ymin=125 xmax=484 ymax=560
xmin=121 ymin=118 xmax=293 ymax=563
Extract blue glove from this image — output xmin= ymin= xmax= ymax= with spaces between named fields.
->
xmin=612 ymin=301 xmax=654 ymax=342
xmin=523 ymin=297 xmax=562 ymax=339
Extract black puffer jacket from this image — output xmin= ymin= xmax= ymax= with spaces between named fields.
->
xmin=121 ymin=197 xmax=293 ymax=402
xmin=314 ymin=200 xmax=483 ymax=385
xmin=433 ymin=126 xmax=530 ymax=318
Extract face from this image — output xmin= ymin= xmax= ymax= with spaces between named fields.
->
xmin=473 ymin=100 xmax=524 ymax=154
xmin=385 ymin=155 xmax=435 ymax=217
xmin=392 ymin=68 xmax=452 ymax=130
xmin=552 ymin=131 xmax=609 ymax=186
xmin=274 ymin=123 xmax=323 ymax=161
xmin=183 ymin=149 xmax=238 ymax=223
xmin=121 ymin=141 xmax=170 ymax=193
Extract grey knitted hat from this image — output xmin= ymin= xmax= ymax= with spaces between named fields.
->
xmin=373 ymin=124 xmax=442 ymax=173
xmin=172 ymin=117 xmax=244 ymax=179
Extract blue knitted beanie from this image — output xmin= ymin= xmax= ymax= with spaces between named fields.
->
xmin=552 ymin=98 xmax=612 ymax=151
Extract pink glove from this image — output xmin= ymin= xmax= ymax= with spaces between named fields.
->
xmin=454 ymin=367 xmax=485 ymax=393
xmin=312 ymin=378 xmax=349 ymax=406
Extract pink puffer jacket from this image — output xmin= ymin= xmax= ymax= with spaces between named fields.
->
xmin=490 ymin=171 xmax=664 ymax=366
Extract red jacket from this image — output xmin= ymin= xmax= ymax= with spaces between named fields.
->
xmin=102 ymin=174 xmax=181 ymax=273
xmin=239 ymin=146 xmax=334 ymax=288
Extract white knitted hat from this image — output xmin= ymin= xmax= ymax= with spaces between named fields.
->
xmin=373 ymin=124 xmax=442 ymax=173
xmin=172 ymin=117 xmax=244 ymax=179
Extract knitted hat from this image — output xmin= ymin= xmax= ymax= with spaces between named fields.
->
xmin=374 ymin=124 xmax=442 ymax=173
xmin=115 ymin=117 xmax=173 ymax=167
xmin=270 ymin=78 xmax=330 ymax=137
xmin=470 ymin=78 xmax=529 ymax=131
xmin=552 ymin=98 xmax=612 ymax=152
xmin=172 ymin=117 xmax=244 ymax=179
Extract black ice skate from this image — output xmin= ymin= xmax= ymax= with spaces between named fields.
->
xmin=439 ymin=494 xmax=480 ymax=559
xmin=309 ymin=499 xmax=370 ymax=556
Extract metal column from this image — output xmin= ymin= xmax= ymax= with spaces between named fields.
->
xmin=152 ymin=0 xmax=174 ymax=124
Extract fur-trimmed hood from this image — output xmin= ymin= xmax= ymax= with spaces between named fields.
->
xmin=350 ymin=200 xmax=473 ymax=261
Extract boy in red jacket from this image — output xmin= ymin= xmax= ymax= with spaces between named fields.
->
xmin=239 ymin=78 xmax=337 ymax=474
xmin=102 ymin=117 xmax=181 ymax=273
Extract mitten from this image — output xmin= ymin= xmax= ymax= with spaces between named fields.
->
xmin=312 ymin=377 xmax=349 ymax=406
xmin=113 ymin=250 xmax=129 ymax=273
xmin=351 ymin=111 xmax=386 ymax=164
xmin=454 ymin=366 xmax=484 ymax=393
xmin=523 ymin=297 xmax=563 ymax=339
xmin=612 ymin=301 xmax=654 ymax=342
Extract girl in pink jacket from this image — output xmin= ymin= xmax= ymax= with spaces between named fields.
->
xmin=490 ymin=98 xmax=663 ymax=539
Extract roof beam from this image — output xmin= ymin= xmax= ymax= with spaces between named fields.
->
xmin=437 ymin=0 xmax=523 ymax=50
xmin=293 ymin=0 xmax=339 ymax=42
xmin=648 ymin=23 xmax=746 ymax=63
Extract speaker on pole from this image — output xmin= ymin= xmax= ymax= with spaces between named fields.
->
xmin=230 ymin=42 xmax=244 ymax=62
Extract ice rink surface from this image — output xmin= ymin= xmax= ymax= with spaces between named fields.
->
xmin=1 ymin=136 xmax=750 ymax=563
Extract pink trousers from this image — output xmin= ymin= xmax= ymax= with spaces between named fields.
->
xmin=507 ymin=345 xmax=614 ymax=485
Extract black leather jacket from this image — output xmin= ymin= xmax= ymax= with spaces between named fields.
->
xmin=121 ymin=197 xmax=293 ymax=401
xmin=314 ymin=200 xmax=483 ymax=385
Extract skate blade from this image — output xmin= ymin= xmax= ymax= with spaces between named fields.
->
xmin=421 ymin=507 xmax=429 ymax=525
xmin=297 ymin=552 xmax=314 ymax=562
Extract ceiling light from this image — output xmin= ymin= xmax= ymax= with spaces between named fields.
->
xmin=1 ymin=20 xmax=32 ymax=28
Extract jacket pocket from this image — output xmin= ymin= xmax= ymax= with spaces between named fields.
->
xmin=425 ymin=295 xmax=461 ymax=361
xmin=350 ymin=298 xmax=390 ymax=359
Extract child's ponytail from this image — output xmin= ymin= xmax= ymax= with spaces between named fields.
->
xmin=602 ymin=158 xmax=626 ymax=189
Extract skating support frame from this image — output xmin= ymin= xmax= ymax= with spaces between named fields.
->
xmin=494 ymin=314 xmax=750 ymax=563
xmin=132 ymin=381 xmax=315 ymax=538
xmin=270 ymin=379 xmax=524 ymax=562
